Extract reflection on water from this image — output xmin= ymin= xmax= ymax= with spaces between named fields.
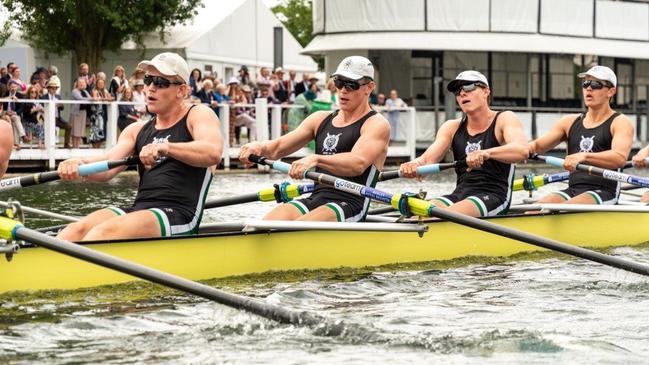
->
xmin=0 ymin=166 xmax=648 ymax=364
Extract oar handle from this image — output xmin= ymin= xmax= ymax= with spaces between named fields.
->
xmin=535 ymin=155 xmax=647 ymax=169
xmin=535 ymin=155 xmax=649 ymax=189
xmin=0 ymin=156 xmax=139 ymax=193
xmin=378 ymin=161 xmax=466 ymax=181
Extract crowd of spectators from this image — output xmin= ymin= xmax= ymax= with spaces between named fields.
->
xmin=0 ymin=60 xmax=409 ymax=151
xmin=0 ymin=61 xmax=147 ymax=150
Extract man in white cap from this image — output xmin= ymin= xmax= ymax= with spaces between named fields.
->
xmin=56 ymin=52 xmax=223 ymax=241
xmin=40 ymin=76 xmax=72 ymax=148
xmin=529 ymin=65 xmax=634 ymax=205
xmin=399 ymin=70 xmax=528 ymax=217
xmin=239 ymin=55 xmax=390 ymax=222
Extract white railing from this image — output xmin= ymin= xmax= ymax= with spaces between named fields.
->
xmin=7 ymin=98 xmax=418 ymax=169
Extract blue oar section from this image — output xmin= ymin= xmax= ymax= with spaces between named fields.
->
xmin=538 ymin=155 xmax=649 ymax=188
xmin=378 ymin=161 xmax=465 ymax=181
xmin=0 ymin=156 xmax=139 ymax=193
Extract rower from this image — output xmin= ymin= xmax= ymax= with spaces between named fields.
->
xmin=529 ymin=65 xmax=634 ymax=205
xmin=399 ymin=70 xmax=528 ymax=217
xmin=0 ymin=120 xmax=11 ymax=178
xmin=56 ymin=52 xmax=223 ymax=241
xmin=239 ymin=56 xmax=390 ymax=222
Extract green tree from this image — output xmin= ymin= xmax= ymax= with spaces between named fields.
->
xmin=272 ymin=0 xmax=322 ymax=67
xmin=272 ymin=0 xmax=313 ymax=48
xmin=2 ymin=0 xmax=202 ymax=71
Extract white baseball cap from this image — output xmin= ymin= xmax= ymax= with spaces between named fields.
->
xmin=332 ymin=56 xmax=374 ymax=81
xmin=138 ymin=52 xmax=190 ymax=84
xmin=447 ymin=70 xmax=490 ymax=92
xmin=578 ymin=65 xmax=617 ymax=87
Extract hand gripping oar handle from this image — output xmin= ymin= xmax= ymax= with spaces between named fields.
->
xmin=255 ymin=154 xmax=649 ymax=277
xmin=378 ymin=160 xmax=467 ymax=181
xmin=535 ymin=155 xmax=649 ymax=188
xmin=0 ymin=156 xmax=140 ymax=192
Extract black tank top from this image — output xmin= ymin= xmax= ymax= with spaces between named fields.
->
xmin=451 ymin=112 xmax=514 ymax=197
xmin=133 ymin=106 xmax=212 ymax=215
xmin=312 ymin=110 xmax=379 ymax=197
xmin=567 ymin=112 xmax=620 ymax=193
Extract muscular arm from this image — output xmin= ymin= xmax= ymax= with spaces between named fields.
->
xmin=488 ymin=111 xmax=529 ymax=163
xmin=399 ymin=119 xmax=459 ymax=177
xmin=0 ymin=121 xmax=12 ymax=178
xmin=315 ymin=115 xmax=390 ymax=175
xmin=416 ymin=120 xmax=459 ymax=165
xmin=240 ymin=111 xmax=328 ymax=162
xmin=167 ymin=105 xmax=223 ymax=167
xmin=576 ymin=115 xmax=634 ymax=169
xmin=528 ymin=114 xmax=576 ymax=155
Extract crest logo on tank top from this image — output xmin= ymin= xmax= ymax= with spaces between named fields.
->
xmin=579 ymin=135 xmax=595 ymax=153
xmin=151 ymin=134 xmax=171 ymax=163
xmin=322 ymin=132 xmax=342 ymax=154
xmin=465 ymin=140 xmax=482 ymax=155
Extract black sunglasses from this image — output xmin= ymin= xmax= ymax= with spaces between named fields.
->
xmin=143 ymin=75 xmax=184 ymax=88
xmin=333 ymin=77 xmax=371 ymax=91
xmin=582 ymin=80 xmax=612 ymax=90
xmin=453 ymin=83 xmax=486 ymax=96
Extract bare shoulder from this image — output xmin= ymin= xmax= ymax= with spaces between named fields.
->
xmin=0 ymin=120 xmax=11 ymax=134
xmin=612 ymin=112 xmax=633 ymax=127
xmin=439 ymin=118 xmax=462 ymax=133
xmin=302 ymin=110 xmax=333 ymax=130
xmin=120 ymin=120 xmax=147 ymax=142
xmin=363 ymin=112 xmax=390 ymax=131
xmin=496 ymin=110 xmax=522 ymax=123
xmin=188 ymin=104 xmax=219 ymax=124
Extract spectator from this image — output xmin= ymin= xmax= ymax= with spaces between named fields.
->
xmin=109 ymin=65 xmax=128 ymax=100
xmin=288 ymin=70 xmax=297 ymax=101
xmin=325 ymin=78 xmax=339 ymax=108
xmin=189 ymin=68 xmax=202 ymax=96
xmin=1 ymin=63 xmax=15 ymax=85
xmin=227 ymin=77 xmax=244 ymax=145
xmin=236 ymin=84 xmax=256 ymax=143
xmin=131 ymin=78 xmax=146 ymax=115
xmin=294 ymin=73 xmax=311 ymax=98
xmin=129 ymin=67 xmax=145 ymax=87
xmin=21 ymin=85 xmax=45 ymax=149
xmin=41 ymin=76 xmax=71 ymax=148
xmin=117 ymin=87 xmax=139 ymax=132
xmin=385 ymin=89 xmax=407 ymax=141
xmin=48 ymin=65 xmax=58 ymax=77
xmin=70 ymin=78 xmax=92 ymax=148
xmin=376 ymin=93 xmax=386 ymax=107
xmin=78 ymin=63 xmax=96 ymax=92
xmin=9 ymin=66 xmax=27 ymax=94
xmin=1 ymin=80 xmax=27 ymax=149
xmin=90 ymin=78 xmax=112 ymax=147
xmin=195 ymin=78 xmax=214 ymax=105
xmin=238 ymin=65 xmax=252 ymax=86
xmin=288 ymin=81 xmax=317 ymax=132
xmin=212 ymin=83 xmax=229 ymax=118
xmin=0 ymin=67 xmax=6 ymax=81
xmin=258 ymin=67 xmax=271 ymax=85
xmin=272 ymin=67 xmax=289 ymax=103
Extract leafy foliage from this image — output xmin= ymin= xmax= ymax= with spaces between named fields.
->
xmin=271 ymin=0 xmax=313 ymax=48
xmin=2 ymin=0 xmax=203 ymax=70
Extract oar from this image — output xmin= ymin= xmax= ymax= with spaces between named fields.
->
xmin=377 ymin=161 xmax=465 ymax=181
xmin=0 ymin=216 xmax=321 ymax=326
xmin=0 ymin=156 xmax=140 ymax=192
xmin=512 ymin=171 xmax=570 ymax=192
xmin=535 ymin=155 xmax=649 ymax=189
xmin=204 ymin=183 xmax=314 ymax=209
xmin=251 ymin=155 xmax=649 ymax=276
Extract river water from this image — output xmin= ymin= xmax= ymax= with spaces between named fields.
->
xmin=0 ymin=166 xmax=648 ymax=364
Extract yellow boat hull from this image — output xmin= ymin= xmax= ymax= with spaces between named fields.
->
xmin=0 ymin=211 xmax=647 ymax=293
